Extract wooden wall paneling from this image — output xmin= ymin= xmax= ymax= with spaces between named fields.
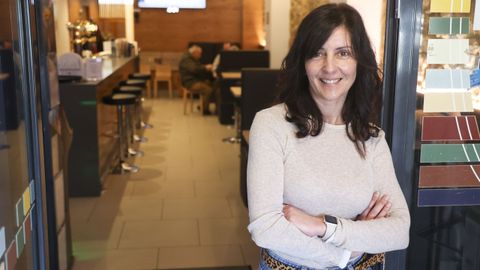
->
xmin=98 ymin=18 xmax=125 ymax=39
xmin=68 ymin=0 xmax=99 ymax=22
xmin=242 ymin=0 xmax=264 ymax=49
xmin=68 ymin=0 xmax=81 ymax=22
xmin=135 ymin=0 xmax=242 ymax=52
xmin=0 ymin=1 xmax=12 ymax=41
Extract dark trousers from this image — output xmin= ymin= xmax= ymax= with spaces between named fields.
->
xmin=189 ymin=81 xmax=213 ymax=112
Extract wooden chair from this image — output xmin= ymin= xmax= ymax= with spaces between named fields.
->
xmin=154 ymin=64 xmax=173 ymax=98
xmin=139 ymin=63 xmax=154 ymax=98
xmin=182 ymin=87 xmax=204 ymax=115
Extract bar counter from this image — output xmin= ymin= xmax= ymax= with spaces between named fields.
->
xmin=60 ymin=56 xmax=138 ymax=196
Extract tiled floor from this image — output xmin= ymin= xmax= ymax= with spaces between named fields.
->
xmin=69 ymin=96 xmax=260 ymax=270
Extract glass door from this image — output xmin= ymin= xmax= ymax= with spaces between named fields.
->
xmin=383 ymin=0 xmax=480 ymax=269
xmin=407 ymin=0 xmax=480 ymax=269
xmin=0 ymin=0 xmax=49 ymax=269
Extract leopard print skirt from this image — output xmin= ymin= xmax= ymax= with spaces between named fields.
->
xmin=260 ymin=249 xmax=385 ymax=270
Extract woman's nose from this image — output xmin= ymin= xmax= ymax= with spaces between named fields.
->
xmin=322 ymin=55 xmax=336 ymax=72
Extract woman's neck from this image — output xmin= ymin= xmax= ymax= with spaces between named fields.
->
xmin=322 ymin=114 xmax=344 ymax=125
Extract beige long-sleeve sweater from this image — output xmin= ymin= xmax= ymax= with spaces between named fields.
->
xmin=247 ymin=104 xmax=410 ymax=269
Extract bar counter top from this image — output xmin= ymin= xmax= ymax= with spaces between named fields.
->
xmin=60 ymin=56 xmax=138 ymax=196
xmin=70 ymin=57 xmax=137 ymax=86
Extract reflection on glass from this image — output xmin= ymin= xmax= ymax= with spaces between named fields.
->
xmin=0 ymin=0 xmax=35 ymax=269
xmin=408 ymin=0 xmax=480 ymax=269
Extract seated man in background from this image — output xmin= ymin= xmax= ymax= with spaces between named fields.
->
xmin=179 ymin=45 xmax=213 ymax=115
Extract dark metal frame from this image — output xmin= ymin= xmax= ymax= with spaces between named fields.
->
xmin=14 ymin=0 xmax=52 ymax=269
xmin=381 ymin=0 xmax=423 ymax=269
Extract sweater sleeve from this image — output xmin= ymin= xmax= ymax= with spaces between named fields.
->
xmin=328 ymin=132 xmax=411 ymax=253
xmin=246 ymin=109 xmax=349 ymax=266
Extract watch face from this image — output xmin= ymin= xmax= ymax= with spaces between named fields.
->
xmin=325 ymin=215 xmax=337 ymax=224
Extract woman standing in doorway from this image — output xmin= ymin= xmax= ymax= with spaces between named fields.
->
xmin=247 ymin=3 xmax=410 ymax=269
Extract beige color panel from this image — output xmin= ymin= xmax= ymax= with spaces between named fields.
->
xmin=423 ymin=92 xmax=474 ymax=112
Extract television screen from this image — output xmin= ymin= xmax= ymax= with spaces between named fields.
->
xmin=138 ymin=0 xmax=206 ymax=9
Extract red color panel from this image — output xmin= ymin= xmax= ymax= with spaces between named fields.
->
xmin=422 ymin=116 xmax=480 ymax=141
xmin=5 ymin=242 xmax=16 ymax=270
xmin=419 ymin=165 xmax=480 ymax=188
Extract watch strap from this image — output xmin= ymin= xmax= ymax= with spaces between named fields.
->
xmin=320 ymin=215 xmax=338 ymax=241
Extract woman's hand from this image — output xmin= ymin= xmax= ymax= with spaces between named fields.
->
xmin=283 ymin=204 xmax=326 ymax=237
xmin=357 ymin=191 xmax=391 ymax=221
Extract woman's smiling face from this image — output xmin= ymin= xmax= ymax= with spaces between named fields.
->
xmin=305 ymin=25 xmax=357 ymax=109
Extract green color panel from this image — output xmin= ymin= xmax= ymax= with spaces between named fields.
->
xmin=461 ymin=18 xmax=469 ymax=33
xmin=429 ymin=17 xmax=469 ymax=34
xmin=15 ymin=227 xmax=24 ymax=258
xmin=429 ymin=17 xmax=450 ymax=34
xmin=421 ymin=144 xmax=480 ymax=163
xmin=451 ymin=18 xmax=470 ymax=34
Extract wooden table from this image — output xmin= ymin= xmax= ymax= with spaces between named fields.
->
xmin=230 ymin=86 xmax=242 ymax=98
xmin=221 ymin=72 xmax=241 ymax=79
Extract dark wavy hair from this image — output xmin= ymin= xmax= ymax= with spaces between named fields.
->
xmin=277 ymin=3 xmax=382 ymax=158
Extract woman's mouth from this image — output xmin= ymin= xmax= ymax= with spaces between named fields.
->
xmin=320 ymin=78 xmax=341 ymax=84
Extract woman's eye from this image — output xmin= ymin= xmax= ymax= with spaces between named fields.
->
xmin=314 ymin=51 xmax=325 ymax=58
xmin=338 ymin=50 xmax=351 ymax=58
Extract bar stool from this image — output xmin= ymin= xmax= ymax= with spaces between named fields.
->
xmin=120 ymin=80 xmax=153 ymax=129
xmin=102 ymin=93 xmax=139 ymax=173
xmin=222 ymin=96 xmax=241 ymax=144
xmin=120 ymin=79 xmax=147 ymax=88
xmin=128 ymin=73 xmax=152 ymax=87
xmin=116 ymin=85 xmax=149 ymax=144
xmin=129 ymin=73 xmax=152 ymax=96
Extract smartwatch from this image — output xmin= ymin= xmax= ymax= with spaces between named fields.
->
xmin=319 ymin=215 xmax=338 ymax=241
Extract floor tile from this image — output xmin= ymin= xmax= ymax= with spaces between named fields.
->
xmin=199 ymin=218 xmax=251 ymax=245
xmin=157 ymin=245 xmax=244 ymax=269
xmin=219 ymin=167 xmax=240 ymax=183
xmin=131 ymin=180 xmax=195 ymax=199
xmin=69 ymin=198 xmax=98 ymax=222
xmin=71 ymin=218 xmax=125 ymax=251
xmin=89 ymin=198 xmax=164 ymax=221
xmin=241 ymin=241 xmax=261 ymax=268
xmin=195 ymin=181 xmax=238 ymax=198
xmin=72 ymin=248 xmax=157 ymax=270
xmin=227 ymin=196 xmax=248 ymax=217
xmin=126 ymin=166 xmax=166 ymax=182
xmin=119 ymin=219 xmax=199 ymax=248
xmin=163 ymin=198 xmax=231 ymax=219
xmin=168 ymin=165 xmax=222 ymax=182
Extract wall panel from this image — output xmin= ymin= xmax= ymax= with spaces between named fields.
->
xmin=242 ymin=0 xmax=264 ymax=49
xmin=134 ymin=0 xmax=242 ymax=52
xmin=0 ymin=1 xmax=12 ymax=41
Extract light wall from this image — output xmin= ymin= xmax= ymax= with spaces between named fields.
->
xmin=53 ymin=0 xmax=71 ymax=55
xmin=265 ymin=0 xmax=291 ymax=68
xmin=346 ymin=0 xmax=386 ymax=64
